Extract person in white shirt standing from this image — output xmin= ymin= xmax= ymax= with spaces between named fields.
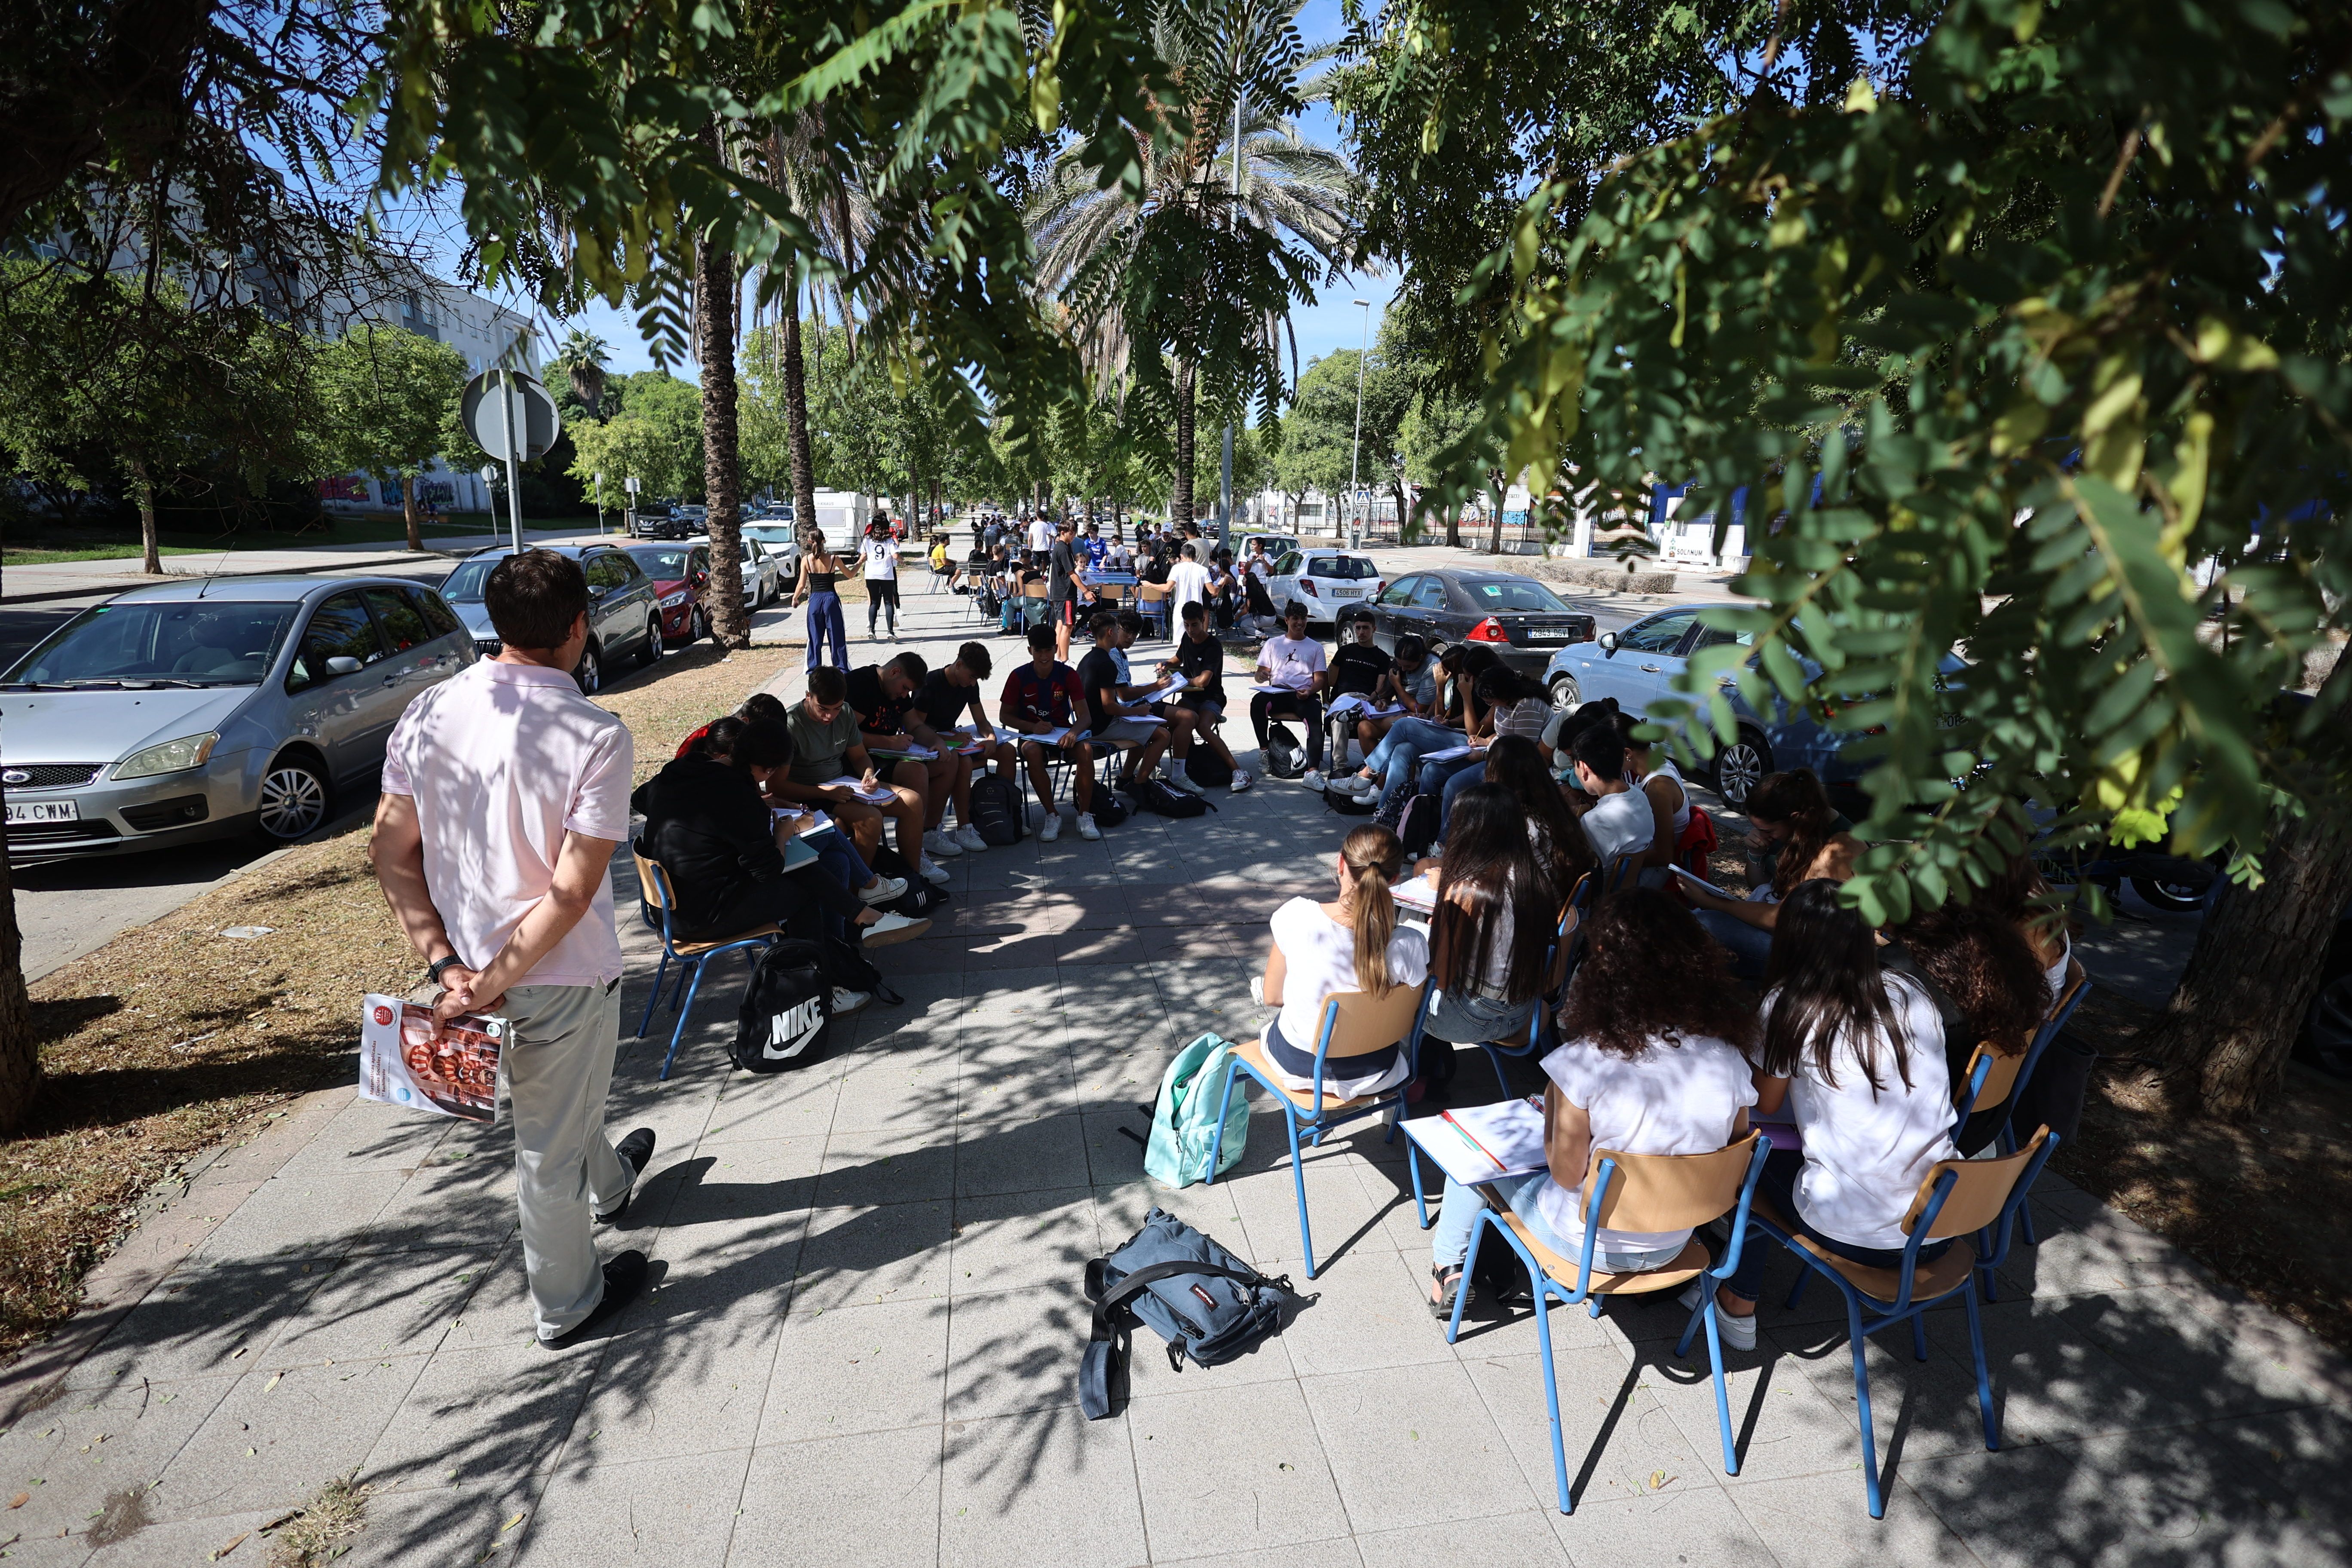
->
xmin=1027 ymin=511 xmax=1054 ymax=567
xmin=1167 ymin=541 xmax=1213 ymax=624
xmin=1251 ymin=600 xmax=1332 ymax=790
xmin=372 ymin=551 xmax=653 ymax=1347
xmin=860 ymin=521 xmax=901 ymax=642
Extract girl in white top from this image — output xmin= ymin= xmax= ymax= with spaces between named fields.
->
xmin=1258 ymin=825 xmax=1430 ymax=1102
xmin=1426 ymin=888 xmax=1760 ymax=1320
xmin=1702 ymin=878 xmax=1954 ymax=1350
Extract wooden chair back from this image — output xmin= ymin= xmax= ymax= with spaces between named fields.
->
xmin=633 ymin=851 xmax=677 ymax=920
xmin=1136 ymin=581 xmax=1171 ymax=605
xmin=1544 ymin=1096 xmax=1759 ymax=1231
xmin=1955 ymin=1039 xmax=2026 ymax=1116
xmin=1023 ymin=580 xmax=1049 ymax=601
xmin=2050 ymin=955 xmax=2088 ymax=1022
xmin=1095 ymin=582 xmax=1129 ymax=603
xmin=1904 ymin=1127 xmax=2051 ymax=1240
xmin=1315 ymin=980 xmax=1427 ymax=1062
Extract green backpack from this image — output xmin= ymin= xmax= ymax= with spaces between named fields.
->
xmin=1143 ymin=1034 xmax=1251 ymax=1188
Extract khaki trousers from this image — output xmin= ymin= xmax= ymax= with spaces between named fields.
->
xmin=500 ymin=981 xmax=632 ymax=1340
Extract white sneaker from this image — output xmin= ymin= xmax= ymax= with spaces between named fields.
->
xmin=1229 ymin=771 xmax=1253 ymax=793
xmin=1677 ymin=1280 xmax=1758 ymax=1352
xmin=1344 ymin=773 xmax=1381 ymax=801
xmin=858 ymin=873 xmax=908 ymax=906
xmin=923 ymin=828 xmax=964 ymax=858
xmin=951 ymin=823 xmax=988 ymax=853
xmin=1077 ymin=812 xmax=1101 ymax=841
xmin=1302 ymin=769 xmax=1328 ymax=792
xmin=831 ymin=986 xmax=872 ymax=1014
xmin=859 ymin=910 xmax=931 ymax=947
xmin=1162 ymin=765 xmax=1206 ymax=796
xmin=918 ymin=856 xmax=952 ymax=887
xmin=1040 ymin=810 xmax=1063 ymax=843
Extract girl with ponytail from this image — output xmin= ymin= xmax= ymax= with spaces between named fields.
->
xmin=1256 ymin=824 xmax=1431 ymax=1101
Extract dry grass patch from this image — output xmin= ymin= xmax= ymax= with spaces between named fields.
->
xmin=0 ymin=640 xmax=798 ymax=1367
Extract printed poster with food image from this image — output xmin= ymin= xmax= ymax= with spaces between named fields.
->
xmin=359 ymin=995 xmax=504 ymax=1122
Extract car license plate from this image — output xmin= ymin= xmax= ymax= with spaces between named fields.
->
xmin=1328 ymin=587 xmax=1361 ymax=598
xmin=5 ymin=800 xmax=79 ymax=824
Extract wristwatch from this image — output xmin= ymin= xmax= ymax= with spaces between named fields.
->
xmin=427 ymin=954 xmax=465 ymax=987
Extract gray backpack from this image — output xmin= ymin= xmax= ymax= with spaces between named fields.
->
xmin=1078 ymin=1208 xmax=1295 ymax=1418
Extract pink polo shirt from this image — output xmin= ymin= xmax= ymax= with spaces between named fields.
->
xmin=381 ymin=660 xmax=634 ymax=987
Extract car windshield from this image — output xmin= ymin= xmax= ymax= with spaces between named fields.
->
xmin=1460 ymin=577 xmax=1571 ymax=612
xmin=3 ymin=600 xmax=301 ymax=687
xmin=629 ymin=549 xmax=692 ymax=576
xmin=1306 ymin=556 xmax=1378 ymax=580
xmin=743 ymin=525 xmax=793 ymax=546
xmin=441 ymin=558 xmax=501 ymax=602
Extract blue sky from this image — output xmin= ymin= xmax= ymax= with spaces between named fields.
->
xmin=415 ymin=0 xmax=1393 ymax=389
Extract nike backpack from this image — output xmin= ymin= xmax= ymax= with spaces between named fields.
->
xmin=732 ymin=940 xmax=833 ymax=1072
xmin=968 ymin=768 xmax=1027 ymax=846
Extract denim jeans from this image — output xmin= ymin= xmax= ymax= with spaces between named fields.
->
xmin=805 ymin=591 xmax=847 ymax=670
xmin=1421 ymin=987 xmax=1537 ymax=1047
xmin=1436 ymin=753 xmax=1489 ymax=838
xmin=1721 ymin=1149 xmax=1950 ymax=1303
xmin=1363 ymin=717 xmax=1460 ymax=813
xmin=1430 ymin=1170 xmax=1687 ymax=1275
xmin=1693 ymin=906 xmax=1775 ymax=980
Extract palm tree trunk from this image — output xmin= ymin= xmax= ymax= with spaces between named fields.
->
xmin=781 ymin=293 xmax=818 ymax=542
xmin=1172 ymin=360 xmax=1197 ymax=531
xmin=0 ymin=782 xmax=39 ymax=1135
xmin=130 ymin=457 xmax=160 ymax=573
xmin=401 ymin=473 xmax=423 ymax=551
xmin=695 ymin=176 xmax=750 ymax=650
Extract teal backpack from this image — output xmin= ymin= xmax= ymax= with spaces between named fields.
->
xmin=1143 ymin=1034 xmax=1251 ymax=1188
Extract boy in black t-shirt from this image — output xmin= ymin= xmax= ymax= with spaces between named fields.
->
xmin=1077 ymin=609 xmax=1186 ymax=792
xmin=846 ymin=651 xmax=967 ymax=861
xmin=906 ymin=640 xmax=1020 ymax=850
xmin=1328 ymin=607 xmax=1406 ymax=758
xmin=1153 ymin=599 xmax=1251 ymax=791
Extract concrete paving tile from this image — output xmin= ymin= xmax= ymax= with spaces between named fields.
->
xmin=662 ymin=1135 xmax=827 ymax=1231
xmin=1545 ymin=1486 xmax=1781 ymax=1567
xmin=733 ymin=1426 xmax=940 ymax=1567
xmin=758 ymin=1296 xmax=947 ymax=1445
xmin=1160 ymin=1538 xmax=1363 ymax=1568
xmin=956 ymin=1050 xmax=1081 ymax=1128
xmin=168 ymin=1356 xmax=427 ymax=1518
xmin=1731 ymin=1470 xmax=1976 ymax=1566
xmin=939 ymin=1405 xmax=1148 ymax=1568
xmin=261 ymin=1250 xmax=490 ymax=1367
xmin=1994 ymin=1195 xmax=2213 ymax=1299
xmin=2092 ymin=1281 xmax=2352 ymax=1414
xmin=943 ymin=1280 xmax=1095 ymax=1420
xmin=1300 ymin=1362 xmax=1535 ymax=1532
xmin=63 ymin=1259 xmax=325 ymax=1390
xmin=1081 ymin=1113 xmax=1161 ymax=1190
xmin=435 ymin=1246 xmax=550 ymax=1353
xmin=948 ymin=1188 xmax=1100 ymax=1297
xmin=1277 ymin=1249 xmax=1457 ymax=1380
xmin=1216 ymin=1156 xmax=1401 ymax=1280
xmin=517 ymin=1449 xmax=750 ymax=1567
xmin=0 ymin=1530 xmax=92 ymax=1567
xmin=1354 ymin=1510 xmax=1562 ymax=1566
xmin=356 ymin=1151 xmax=519 ymax=1256
xmin=566 ymin=1319 xmax=779 ymax=1468
xmin=1947 ymin=1293 xmax=2223 ymax=1445
xmin=1765 ymin=1308 xmax=2016 ymax=1464
xmin=266 ymin=1096 xmax=454 ymax=1186
xmin=1128 ymin=1381 xmax=1348 ymax=1559
xmin=1070 ymin=1044 xmax=1164 ymax=1118
xmin=80 ymin=1506 xmax=277 ymax=1567
xmin=362 ymin=1341 xmax=594 ymax=1492
xmin=1090 ymin=1179 xmax=1251 ymax=1260
xmin=1642 ymin=1331 xmax=1871 ymax=1487
xmin=813 ymin=1123 xmax=956 ymax=1208
xmin=699 ymin=1064 xmax=842 ymax=1146
xmin=2199 ymin=1406 xmax=2352 ymax=1566
xmin=791 ymin=1201 xmax=954 ymax=1312
xmin=831 ymin=1050 xmax=960 ymax=1135
xmin=190 ymin=1173 xmax=394 ymax=1265
xmin=340 ymin=1477 xmax=539 ymax=1568
xmin=1461 ymin=1344 xmax=1722 ymax=1510
xmin=955 ymin=1115 xmax=1093 ymax=1199
xmin=0 ymin=1374 xmax=236 ymax=1543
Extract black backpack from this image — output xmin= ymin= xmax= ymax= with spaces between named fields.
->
xmin=1396 ymin=787 xmax=1443 ymax=856
xmin=1179 ymin=744 xmax=1231 ymax=790
xmin=1087 ymin=790 xmax=1130 ymax=829
xmin=1127 ymin=776 xmax=1212 ymax=818
xmin=968 ymin=768 xmax=1026 ymax=846
xmin=733 ymin=940 xmax=833 ymax=1072
xmin=1262 ymin=724 xmax=1305 ymax=780
xmin=1322 ymin=784 xmax=1375 ymax=816
xmin=1079 ymin=1208 xmax=1297 ymax=1419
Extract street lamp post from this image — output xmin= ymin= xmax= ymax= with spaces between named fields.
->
xmin=1347 ymin=296 xmax=1371 ymax=543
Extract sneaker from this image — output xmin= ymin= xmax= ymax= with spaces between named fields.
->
xmin=542 ymin=1250 xmax=649 ymax=1348
xmin=859 ymin=911 xmax=931 ymax=947
xmin=951 ymin=823 xmax=988 ymax=853
xmin=1077 ymin=812 xmax=1101 ymax=841
xmin=1302 ymin=769 xmax=1328 ymax=792
xmin=923 ymin=828 xmax=964 ymax=858
xmin=832 ymin=986 xmax=872 ymax=1014
xmin=1343 ymin=772 xmax=1381 ymax=800
xmin=1040 ymin=810 xmax=1063 ymax=843
xmin=858 ymin=873 xmax=908 ymax=906
xmin=918 ymin=856 xmax=953 ymax=888
xmin=595 ymin=1127 xmax=657 ymax=1224
xmin=1677 ymin=1280 xmax=1758 ymax=1352
xmin=1162 ymin=765 xmax=1206 ymax=796
xmin=1229 ymin=771 xmax=1253 ymax=793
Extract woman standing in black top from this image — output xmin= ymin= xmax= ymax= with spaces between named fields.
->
xmin=791 ymin=527 xmax=848 ymax=671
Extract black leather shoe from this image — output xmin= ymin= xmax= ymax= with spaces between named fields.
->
xmin=596 ymin=1128 xmax=658 ymax=1225
xmin=542 ymin=1250 xmax=649 ymax=1349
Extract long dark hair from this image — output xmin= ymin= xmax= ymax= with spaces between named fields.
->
xmin=1483 ymin=735 xmax=1593 ymax=901
xmin=1759 ymin=879 xmax=1915 ymax=1090
xmin=1439 ymin=644 xmax=1501 ymax=725
xmin=1431 ymin=784 xmax=1553 ymax=1005
xmin=1559 ymin=889 xmax=1757 ymax=1058
xmin=1893 ymin=900 xmax=2047 ymax=1054
xmin=1746 ymin=768 xmax=1841 ymax=897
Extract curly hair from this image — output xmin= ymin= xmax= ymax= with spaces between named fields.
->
xmin=1894 ymin=899 xmax=2048 ymax=1055
xmin=1559 ymin=888 xmax=1758 ymax=1059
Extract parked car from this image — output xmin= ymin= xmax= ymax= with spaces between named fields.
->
xmin=620 ymin=542 xmax=713 ymax=643
xmin=1363 ymin=569 xmax=1595 ymax=677
xmin=689 ymin=535 xmax=783 ymax=608
xmin=739 ymin=521 xmax=800 ymax=590
xmin=1265 ymin=550 xmax=1384 ymax=627
xmin=1234 ymin=532 xmax=1299 ymax=564
xmin=440 ymin=543 xmax=664 ymax=693
xmin=0 ymin=576 xmax=475 ymax=857
xmin=1542 ymin=600 xmax=1966 ymax=806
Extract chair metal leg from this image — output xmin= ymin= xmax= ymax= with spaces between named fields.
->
xmin=1480 ymin=1043 xmax=1513 ymax=1099
xmin=666 ymin=959 xmax=694 ymax=1015
xmin=2017 ymin=1194 xmax=2041 ymax=1247
xmin=1701 ymin=1286 xmax=1740 ymax=1476
xmin=1912 ymin=1314 xmax=1930 ymax=1362
xmin=1444 ymin=1211 xmax=1485 ymax=1346
xmin=1408 ymin=1139 xmax=1432 ymax=1229
xmin=635 ymin=953 xmax=671 ymax=1039
xmin=1531 ymin=1261 xmax=1576 ymax=1514
xmin=1203 ymin=1062 xmax=1241 ymax=1186
xmin=1847 ymin=1294 xmax=1886 ymax=1520
xmin=1964 ymin=1278 xmax=2001 ymax=1452
xmin=658 ymin=959 xmax=708 ymax=1081
xmin=1286 ymin=1112 xmax=1317 ymax=1279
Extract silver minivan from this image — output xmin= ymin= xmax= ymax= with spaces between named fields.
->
xmin=0 ymin=576 xmax=474 ymax=859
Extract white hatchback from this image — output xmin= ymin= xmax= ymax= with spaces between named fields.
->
xmin=1265 ymin=550 xmax=1384 ymax=627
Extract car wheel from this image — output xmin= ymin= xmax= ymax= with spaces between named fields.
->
xmin=639 ymin=614 xmax=663 ymax=668
xmin=575 ymin=643 xmax=602 ymax=695
xmin=1713 ymin=729 xmax=1772 ymax=807
xmin=691 ymin=606 xmax=710 ymax=642
xmin=2130 ymin=875 xmax=2208 ymax=914
xmin=1549 ymin=673 xmax=1580 ymax=711
xmin=255 ymin=754 xmax=330 ymax=842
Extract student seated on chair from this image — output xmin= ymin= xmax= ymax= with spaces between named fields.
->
xmin=771 ymin=666 xmax=946 ymax=887
xmin=630 ymin=717 xmax=928 ymax=954
xmin=1327 ymin=607 xmax=1395 ymax=757
xmin=1612 ymin=711 xmax=1695 ymax=881
xmin=1417 ymin=782 xmax=1556 ymax=1058
xmin=1001 ymin=621 xmax=1101 ymax=843
xmin=1258 ymin=824 xmax=1430 ymax=1102
xmin=1703 ymin=879 xmax=1953 ymax=1350
xmin=1677 ymin=768 xmax=1861 ymax=980
xmin=1250 ymin=600 xmax=1331 ymax=790
xmin=1880 ymin=897 xmax=2047 ymax=1153
xmin=1426 ymin=888 xmax=1760 ymax=1320
xmin=907 ymin=638 xmax=1020 ymax=813
xmin=1432 ymin=666 xmax=1552 ymax=836
xmin=1078 ymin=609 xmax=1192 ymax=794
xmin=1561 ymin=713 xmax=1655 ymax=872
xmin=1482 ymin=735 xmax=1597 ymax=898
xmin=1153 ymin=599 xmax=1252 ymax=791
xmin=846 ymin=652 xmax=972 ymax=868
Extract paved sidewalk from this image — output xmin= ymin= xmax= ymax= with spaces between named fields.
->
xmin=2 ymin=585 xmax=2346 ymax=1567
xmin=0 ymin=528 xmax=610 ymax=603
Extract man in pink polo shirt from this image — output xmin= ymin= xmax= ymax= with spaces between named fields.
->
xmin=372 ymin=550 xmax=653 ymax=1347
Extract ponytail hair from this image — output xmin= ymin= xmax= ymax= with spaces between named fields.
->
xmin=1746 ymin=767 xmax=1838 ymax=897
xmin=1341 ymin=824 xmax=1407 ymax=996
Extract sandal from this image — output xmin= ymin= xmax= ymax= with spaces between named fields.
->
xmin=1429 ymin=1264 xmax=1473 ymax=1322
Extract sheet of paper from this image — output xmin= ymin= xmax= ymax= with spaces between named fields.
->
xmin=1391 ymin=873 xmax=1440 ymax=912
xmin=820 ymin=775 xmax=897 ymax=804
xmin=1421 ymin=744 xmax=1485 ymax=764
xmin=1248 ymin=681 xmax=1295 ymax=695
xmin=1139 ymin=679 xmax=1187 ymax=704
xmin=1326 ymin=693 xmax=1404 ymax=719
xmin=1023 ymin=725 xmax=1076 ymax=746
xmin=1401 ymin=1098 xmax=1547 ymax=1186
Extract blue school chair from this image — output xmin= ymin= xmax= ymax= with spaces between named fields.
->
xmin=1476 ymin=874 xmax=1590 ymax=1098
xmin=1750 ymin=1127 xmax=2059 ymax=1519
xmin=632 ymin=851 xmax=781 ymax=1080
xmin=1445 ymin=1131 xmax=1773 ymax=1513
xmin=1204 ymin=980 xmax=1432 ymax=1278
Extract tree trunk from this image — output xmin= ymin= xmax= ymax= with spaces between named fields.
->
xmin=401 ymin=473 xmax=423 ymax=551
xmin=1172 ymin=360 xmax=1196 ymax=532
xmin=1486 ymin=469 xmax=1507 ymax=554
xmin=2146 ymin=798 xmax=2352 ymax=1118
xmin=1388 ymin=477 xmax=1409 ymax=545
xmin=130 ymin=458 xmax=160 ymax=573
xmin=695 ymin=182 xmax=750 ymax=650
xmin=780 ymin=294 xmax=819 ymax=555
xmin=1444 ymin=500 xmax=1463 ymax=550
xmin=0 ymin=778 xmax=39 ymax=1135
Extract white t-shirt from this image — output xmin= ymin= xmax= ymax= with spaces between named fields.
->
xmin=1265 ymin=896 xmax=1430 ymax=1099
xmin=1580 ymin=787 xmax=1655 ymax=866
xmin=1168 ymin=559 xmax=1213 ymax=613
xmin=1534 ymin=1032 xmax=1760 ymax=1256
xmin=861 ymin=538 xmax=899 ymax=581
xmin=1779 ymin=972 xmax=1955 ymax=1250
xmin=2043 ymin=932 xmax=2072 ymax=1003
xmin=1259 ymin=634 xmax=1326 ymax=693
xmin=1028 ymin=518 xmax=1053 ymax=552
xmin=1643 ymin=758 xmax=1693 ymax=836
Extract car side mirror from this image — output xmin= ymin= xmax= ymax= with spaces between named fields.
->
xmin=325 ymin=655 xmax=363 ymax=677
xmin=588 ymin=585 xmax=607 ymax=599
xmin=1597 ymin=631 xmax=1619 ymax=655
xmin=692 ymin=569 xmax=708 ymax=585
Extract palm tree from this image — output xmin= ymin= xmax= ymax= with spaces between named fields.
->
xmin=550 ymin=328 xmax=611 ymax=415
xmin=1027 ymin=0 xmax=1355 ymax=530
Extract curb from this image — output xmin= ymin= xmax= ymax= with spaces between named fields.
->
xmin=0 ymin=549 xmax=467 ymax=606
